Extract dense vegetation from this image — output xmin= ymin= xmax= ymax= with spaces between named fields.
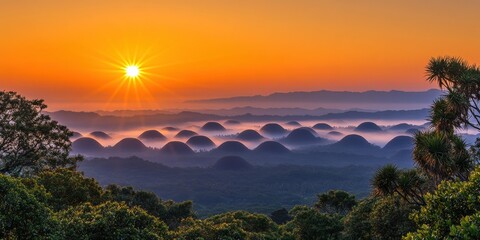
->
xmin=79 ymin=157 xmax=373 ymax=216
xmin=2 ymin=57 xmax=480 ymax=239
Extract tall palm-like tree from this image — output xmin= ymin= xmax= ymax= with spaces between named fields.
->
xmin=372 ymin=165 xmax=427 ymax=206
xmin=426 ymin=57 xmax=480 ymax=131
xmin=413 ymin=131 xmax=471 ymax=184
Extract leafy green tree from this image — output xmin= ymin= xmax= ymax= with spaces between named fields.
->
xmin=0 ymin=91 xmax=81 ymax=177
xmin=0 ymin=174 xmax=61 ymax=239
xmin=102 ymin=184 xmax=194 ymax=228
xmin=315 ymin=190 xmax=356 ymax=215
xmin=174 ymin=211 xmax=280 ymax=240
xmin=57 ymin=201 xmax=168 ymax=240
xmin=369 ymin=196 xmax=415 ymax=240
xmin=449 ymin=213 xmax=480 ymax=239
xmin=342 ymin=198 xmax=376 ymax=240
xmin=282 ymin=206 xmax=343 ymax=240
xmin=173 ymin=217 xmax=247 ymax=240
xmin=34 ymin=168 xmax=102 ymax=210
xmin=342 ymin=196 xmax=415 ymax=240
xmin=405 ymin=167 xmax=480 ymax=239
xmin=270 ymin=208 xmax=291 ymax=225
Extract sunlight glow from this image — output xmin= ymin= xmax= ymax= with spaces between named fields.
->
xmin=125 ymin=65 xmax=140 ymax=78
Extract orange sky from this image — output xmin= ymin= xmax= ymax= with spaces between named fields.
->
xmin=1 ymin=1 xmax=480 ymax=110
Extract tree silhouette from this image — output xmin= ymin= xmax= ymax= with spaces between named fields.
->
xmin=426 ymin=56 xmax=480 ymax=131
xmin=0 ymin=91 xmax=81 ymax=176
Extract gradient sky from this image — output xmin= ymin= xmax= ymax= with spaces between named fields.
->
xmin=2 ymin=1 xmax=480 ymax=110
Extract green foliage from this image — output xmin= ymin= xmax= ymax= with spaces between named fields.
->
xmin=369 ymin=196 xmax=415 ymax=240
xmin=173 ymin=211 xmax=280 ymax=240
xmin=0 ymin=91 xmax=82 ymax=177
xmin=372 ymin=165 xmax=427 ymax=206
xmin=102 ymin=184 xmax=194 ymax=228
xmin=270 ymin=208 xmax=291 ymax=225
xmin=34 ymin=168 xmax=102 ymax=210
xmin=449 ymin=213 xmax=480 ymax=239
xmin=342 ymin=196 xmax=415 ymax=240
xmin=57 ymin=201 xmax=168 ymax=240
xmin=426 ymin=56 xmax=480 ymax=131
xmin=405 ymin=167 xmax=480 ymax=239
xmin=0 ymin=174 xmax=61 ymax=239
xmin=414 ymin=131 xmax=472 ymax=184
xmin=315 ymin=190 xmax=356 ymax=215
xmin=282 ymin=206 xmax=343 ymax=240
xmin=342 ymin=198 xmax=376 ymax=240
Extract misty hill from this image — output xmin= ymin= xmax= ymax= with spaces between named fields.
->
xmin=285 ymin=121 xmax=301 ymax=126
xmin=186 ymin=136 xmax=216 ymax=148
xmin=201 ymin=122 xmax=226 ymax=131
xmin=175 ymin=130 xmax=198 ymax=138
xmin=282 ymin=128 xmax=325 ymax=145
xmin=71 ymin=131 xmax=83 ymax=138
xmin=89 ymin=131 xmax=111 ymax=139
xmin=320 ymin=134 xmax=382 ymax=155
xmin=72 ymin=137 xmax=104 ymax=154
xmin=313 ymin=123 xmax=333 ymax=130
xmin=111 ymin=138 xmax=148 ymax=152
xmin=236 ymin=130 xmax=264 ymax=141
xmin=187 ymin=89 xmax=443 ymax=109
xmin=260 ymin=123 xmax=288 ymax=136
xmin=138 ymin=130 xmax=167 ymax=141
xmin=383 ymin=136 xmax=414 ymax=152
xmin=253 ymin=141 xmax=291 ymax=154
xmin=212 ymin=156 xmax=253 ymax=171
xmin=354 ymin=122 xmax=383 ymax=132
xmin=215 ymin=141 xmax=251 ymax=153
xmin=327 ymin=131 xmax=343 ymax=136
xmin=160 ymin=141 xmax=195 ymax=155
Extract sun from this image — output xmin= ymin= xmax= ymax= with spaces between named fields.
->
xmin=125 ymin=65 xmax=140 ymax=78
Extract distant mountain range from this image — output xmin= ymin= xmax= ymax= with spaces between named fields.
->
xmin=186 ymin=89 xmax=443 ymax=110
xmin=47 ymin=108 xmax=429 ymax=131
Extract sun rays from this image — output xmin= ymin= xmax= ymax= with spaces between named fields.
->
xmin=91 ymin=45 xmax=177 ymax=110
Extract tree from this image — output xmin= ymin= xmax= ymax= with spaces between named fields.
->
xmin=57 ymin=201 xmax=168 ymax=240
xmin=368 ymin=196 xmax=415 ymax=240
xmin=102 ymin=184 xmax=194 ymax=228
xmin=413 ymin=131 xmax=472 ymax=184
xmin=0 ymin=91 xmax=81 ymax=177
xmin=174 ymin=211 xmax=280 ymax=240
xmin=342 ymin=198 xmax=376 ymax=240
xmin=315 ymin=190 xmax=356 ymax=215
xmin=426 ymin=56 xmax=480 ymax=131
xmin=405 ymin=167 xmax=480 ymax=239
xmin=34 ymin=168 xmax=102 ymax=210
xmin=282 ymin=206 xmax=343 ymax=240
xmin=0 ymin=174 xmax=61 ymax=239
xmin=372 ymin=165 xmax=427 ymax=206
xmin=270 ymin=208 xmax=292 ymax=225
xmin=342 ymin=196 xmax=415 ymax=240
